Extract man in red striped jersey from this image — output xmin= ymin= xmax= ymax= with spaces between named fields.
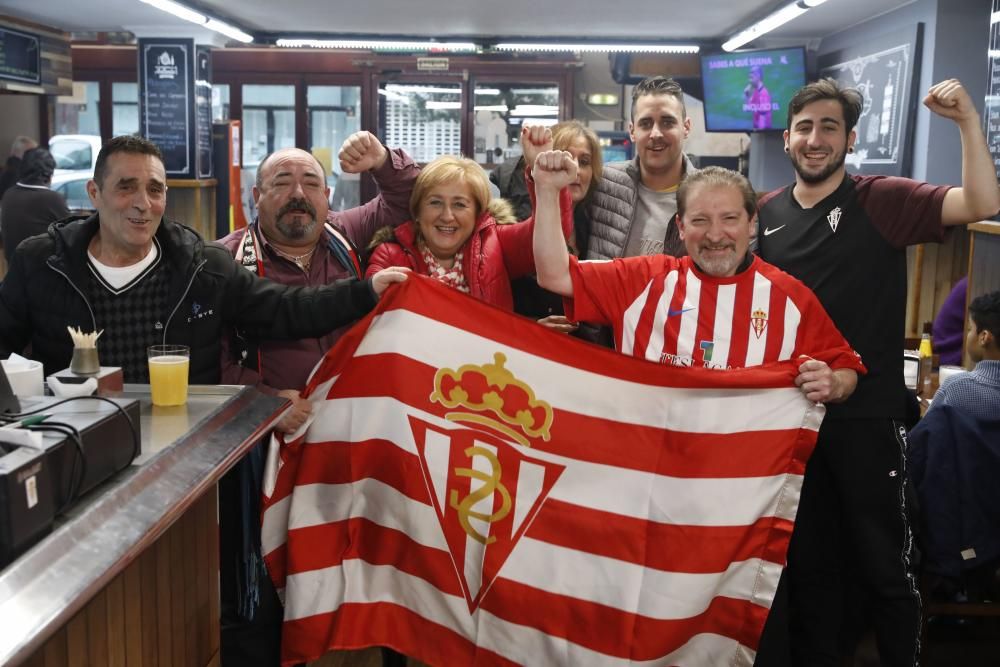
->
xmin=532 ymin=153 xmax=864 ymax=404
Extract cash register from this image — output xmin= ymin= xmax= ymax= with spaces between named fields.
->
xmin=0 ymin=366 xmax=141 ymax=567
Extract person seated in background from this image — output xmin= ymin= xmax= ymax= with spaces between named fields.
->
xmin=0 ymin=147 xmax=69 ymax=263
xmin=532 ymin=155 xmax=864 ymax=403
xmin=0 ymin=135 xmax=38 ymax=201
xmin=909 ymin=290 xmax=1000 ymax=597
xmin=366 ymin=154 xmax=572 ymax=310
xmin=502 ymin=122 xmax=602 ymax=333
xmin=218 ymin=132 xmax=419 ymax=433
xmin=932 ymin=275 xmax=969 ymax=367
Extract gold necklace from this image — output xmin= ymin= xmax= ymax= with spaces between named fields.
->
xmin=270 ymin=243 xmax=317 ymax=271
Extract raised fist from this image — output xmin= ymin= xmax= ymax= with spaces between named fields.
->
xmin=339 ymin=131 xmax=389 ymax=173
xmin=531 ymin=150 xmax=578 ymax=191
xmin=521 ymin=124 xmax=553 ymax=169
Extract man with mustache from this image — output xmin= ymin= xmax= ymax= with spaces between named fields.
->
xmin=755 ymin=79 xmax=1000 ymax=666
xmin=218 ymin=134 xmax=418 ymax=433
xmin=214 ymin=133 xmax=418 ymax=667
xmin=587 ymin=76 xmax=699 ymax=261
xmin=532 ymin=155 xmax=863 ymax=401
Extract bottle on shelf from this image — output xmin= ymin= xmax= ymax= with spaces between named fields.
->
xmin=918 ymin=322 xmax=934 ymax=397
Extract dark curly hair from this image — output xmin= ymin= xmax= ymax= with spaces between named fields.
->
xmin=969 ymin=290 xmax=1000 ymax=341
xmin=786 ymin=78 xmax=864 ymax=134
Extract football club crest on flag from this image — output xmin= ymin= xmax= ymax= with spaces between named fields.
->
xmin=751 ymin=308 xmax=768 ymax=339
xmin=260 ymin=276 xmax=826 ymax=667
xmin=827 ymin=206 xmax=842 ymax=232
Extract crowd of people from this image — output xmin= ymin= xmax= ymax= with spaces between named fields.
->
xmin=1 ymin=72 xmax=998 ymax=667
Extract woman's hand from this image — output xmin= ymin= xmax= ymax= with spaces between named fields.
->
xmin=521 ymin=125 xmax=553 ymax=170
xmin=537 ymin=315 xmax=579 ymax=334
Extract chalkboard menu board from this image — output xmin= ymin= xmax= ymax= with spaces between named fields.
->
xmin=818 ymin=24 xmax=923 ymax=177
xmin=195 ymin=46 xmax=213 ymax=179
xmin=985 ymin=0 xmax=1000 ymax=179
xmin=139 ymin=38 xmax=215 ymax=180
xmin=140 ymin=39 xmax=194 ymax=177
xmin=0 ymin=26 xmax=41 ymax=85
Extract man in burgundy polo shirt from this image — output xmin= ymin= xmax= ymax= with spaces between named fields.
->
xmin=215 ymin=132 xmax=418 ymax=667
xmin=218 ymin=132 xmax=419 ymax=432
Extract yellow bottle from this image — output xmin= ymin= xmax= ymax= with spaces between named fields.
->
xmin=918 ymin=327 xmax=934 ymax=397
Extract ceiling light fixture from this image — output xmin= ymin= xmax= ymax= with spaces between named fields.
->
xmin=276 ymin=38 xmax=478 ymax=52
xmin=493 ymin=42 xmax=699 ymax=54
xmin=722 ymin=0 xmax=828 ymax=52
xmin=138 ymin=0 xmax=253 ymax=43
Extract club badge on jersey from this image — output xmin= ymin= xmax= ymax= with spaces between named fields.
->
xmin=827 ymin=206 xmax=842 ymax=233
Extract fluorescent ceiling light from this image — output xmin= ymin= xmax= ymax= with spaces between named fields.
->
xmin=493 ymin=42 xmax=699 ymax=54
xmin=801 ymin=0 xmax=828 ymax=6
xmin=385 ymin=84 xmax=460 ymax=94
xmin=510 ymin=104 xmax=559 ymax=115
xmin=722 ymin=1 xmax=809 ymax=52
xmin=425 ymin=101 xmax=462 ymax=110
xmin=204 ymin=19 xmax=252 ymax=43
xmin=474 ymin=105 xmax=509 ymax=112
xmin=475 ymin=88 xmax=502 ymax=96
xmin=276 ymin=38 xmax=477 ymax=52
xmin=138 ymin=0 xmax=253 ymax=43
xmin=139 ymin=0 xmax=205 ymax=24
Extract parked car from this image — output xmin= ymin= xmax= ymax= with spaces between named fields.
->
xmin=51 ymin=172 xmax=95 ymax=212
xmin=49 ymin=134 xmax=102 ymax=177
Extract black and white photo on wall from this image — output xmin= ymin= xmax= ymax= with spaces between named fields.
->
xmin=818 ymin=23 xmax=924 ymax=178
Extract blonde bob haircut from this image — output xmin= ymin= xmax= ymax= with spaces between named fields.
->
xmin=549 ymin=120 xmax=603 ymax=202
xmin=409 ymin=156 xmax=492 ymax=221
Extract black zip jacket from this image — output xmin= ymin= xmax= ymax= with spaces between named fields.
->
xmin=0 ymin=214 xmax=377 ymax=382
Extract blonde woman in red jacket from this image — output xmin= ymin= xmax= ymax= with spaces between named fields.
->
xmin=366 ymin=155 xmax=572 ymax=310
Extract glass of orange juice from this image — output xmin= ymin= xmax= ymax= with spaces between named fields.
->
xmin=147 ymin=345 xmax=190 ymax=406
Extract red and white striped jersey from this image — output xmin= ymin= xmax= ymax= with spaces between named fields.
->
xmin=567 ymin=254 xmax=864 ymax=373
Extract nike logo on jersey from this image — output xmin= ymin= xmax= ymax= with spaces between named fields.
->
xmin=763 ymin=225 xmax=786 ymax=236
xmin=667 ymin=307 xmax=696 ymax=317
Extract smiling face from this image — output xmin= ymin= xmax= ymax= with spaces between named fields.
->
xmin=677 ymin=183 xmax=755 ymax=277
xmin=784 ymin=98 xmax=856 ymax=186
xmin=560 ymin=134 xmax=594 ymax=205
xmin=253 ymin=148 xmax=329 ymax=247
xmin=416 ymin=178 xmax=478 ymax=263
xmin=629 ymin=93 xmax=690 ymax=183
xmin=87 ymin=151 xmax=167 ymax=266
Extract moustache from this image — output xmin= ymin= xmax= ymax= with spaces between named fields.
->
xmin=278 ymin=198 xmax=317 ymax=219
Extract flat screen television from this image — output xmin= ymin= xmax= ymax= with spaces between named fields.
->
xmin=700 ymin=47 xmax=807 ymax=132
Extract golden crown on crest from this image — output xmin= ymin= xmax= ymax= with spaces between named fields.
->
xmin=430 ymin=352 xmax=553 ymax=447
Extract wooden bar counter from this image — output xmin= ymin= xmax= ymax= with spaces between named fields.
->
xmin=0 ymin=385 xmax=287 ymax=667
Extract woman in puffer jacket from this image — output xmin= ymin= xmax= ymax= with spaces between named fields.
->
xmin=366 ymin=154 xmax=572 ymax=310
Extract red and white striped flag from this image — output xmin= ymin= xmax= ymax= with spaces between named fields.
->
xmin=261 ymin=275 xmax=825 ymax=666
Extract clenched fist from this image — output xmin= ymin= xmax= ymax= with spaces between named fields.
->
xmin=339 ymin=131 xmax=389 ymax=173
xmin=532 ymin=150 xmax=578 ymax=191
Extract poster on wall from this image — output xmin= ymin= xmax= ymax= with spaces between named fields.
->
xmin=139 ymin=38 xmax=193 ymax=177
xmin=817 ymin=24 xmax=923 ymax=177
xmin=0 ymin=27 xmax=41 ymax=85
xmin=984 ymin=0 xmax=1000 ymax=179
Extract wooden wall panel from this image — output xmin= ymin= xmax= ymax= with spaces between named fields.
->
xmin=20 ymin=490 xmax=221 ymax=667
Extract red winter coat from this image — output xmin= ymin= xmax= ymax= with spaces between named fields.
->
xmin=366 ymin=187 xmax=573 ymax=310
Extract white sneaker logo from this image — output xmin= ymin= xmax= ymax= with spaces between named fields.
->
xmin=763 ymin=225 xmax=786 ymax=236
